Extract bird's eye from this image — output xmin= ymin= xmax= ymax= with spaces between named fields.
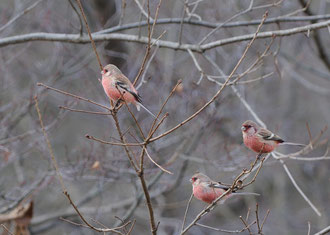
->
xmin=192 ymin=177 xmax=197 ymax=182
xmin=105 ymin=69 xmax=108 ymax=73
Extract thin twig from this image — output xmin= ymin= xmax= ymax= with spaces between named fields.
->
xmin=181 ymin=193 xmax=194 ymax=232
xmin=85 ymin=80 xmax=181 ymax=148
xmin=68 ymin=0 xmax=83 ymax=36
xmin=0 ymin=0 xmax=44 ymax=33
xmin=34 ymin=96 xmax=66 ymax=192
xmin=196 ymin=220 xmax=256 ymax=233
xmin=278 ymin=157 xmax=322 ymax=217
xmin=136 ymin=45 xmax=159 ymax=90
xmin=119 ymin=0 xmax=127 ymax=26
xmin=208 ymin=44 xmax=326 ymax=218
xmin=110 ymin=98 xmax=157 ymax=234
xmin=181 ymin=153 xmax=264 ymax=234
xmin=63 ymin=192 xmax=127 ymax=233
xmin=127 ymin=219 xmax=136 ymax=235
xmin=255 ymin=203 xmax=261 ymax=234
xmin=306 ymin=122 xmax=313 ymax=149
xmin=307 ymin=221 xmax=311 ymax=235
xmin=198 ymin=0 xmax=255 ymax=44
xmin=147 ymin=113 xmax=169 ymax=139
xmin=314 ymin=225 xmax=330 ymax=235
xmin=150 ymin=11 xmax=269 ymax=143
xmin=35 ymin=96 xmax=125 ymax=233
xmin=239 ymin=216 xmax=252 ymax=235
xmin=246 ymin=207 xmax=251 ymax=222
xmin=37 ymin=83 xmax=112 ymax=111
xmin=260 ymin=209 xmax=270 ymax=232
xmin=134 ymin=0 xmax=154 ymax=20
xmin=133 ymin=0 xmax=163 ymax=86
xmin=111 ymin=113 xmax=139 ymax=172
xmin=59 ymin=106 xmax=112 ymax=115
xmin=178 ymin=1 xmax=187 ymax=45
xmin=144 ymin=147 xmax=173 ymax=174
xmin=137 ymin=164 xmax=158 ymax=235
xmin=120 ymin=94 xmax=145 ymax=139
xmin=76 ymin=0 xmax=103 ymax=70
xmin=85 ymin=134 xmax=144 ymax=146
xmin=0 ymin=224 xmax=14 ymax=235
xmin=147 ymin=80 xmax=182 ymax=138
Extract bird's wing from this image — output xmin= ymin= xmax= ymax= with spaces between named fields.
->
xmin=115 ymin=75 xmax=142 ymax=103
xmin=208 ymin=182 xmax=229 ymax=190
xmin=257 ymin=128 xmax=284 ymax=143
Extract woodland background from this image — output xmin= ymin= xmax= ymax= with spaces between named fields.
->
xmin=0 ymin=0 xmax=329 ymax=234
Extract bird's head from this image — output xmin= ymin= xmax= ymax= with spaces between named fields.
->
xmin=190 ymin=172 xmax=210 ymax=185
xmin=241 ymin=120 xmax=258 ymax=134
xmin=101 ymin=64 xmax=122 ymax=77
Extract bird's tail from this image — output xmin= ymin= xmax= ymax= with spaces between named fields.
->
xmin=219 ymin=192 xmax=259 ymax=204
xmin=136 ymin=103 xmax=157 ymax=119
xmin=280 ymin=142 xmax=306 ymax=147
xmin=232 ymin=192 xmax=260 ymax=196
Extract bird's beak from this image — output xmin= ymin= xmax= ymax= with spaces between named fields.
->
xmin=241 ymin=126 xmax=246 ymax=131
xmin=189 ymin=179 xmax=193 ymax=183
xmin=101 ymin=70 xmax=105 ymax=75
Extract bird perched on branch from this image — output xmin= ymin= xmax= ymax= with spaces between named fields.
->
xmin=101 ymin=64 xmax=156 ymax=118
xmin=241 ymin=120 xmax=305 ymax=154
xmin=190 ymin=173 xmax=259 ymax=204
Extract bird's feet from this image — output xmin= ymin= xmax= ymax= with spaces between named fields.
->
xmin=114 ymin=99 xmax=123 ymax=108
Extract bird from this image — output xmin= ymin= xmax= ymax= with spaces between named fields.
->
xmin=241 ymin=120 xmax=305 ymax=154
xmin=190 ymin=172 xmax=259 ymax=204
xmin=101 ymin=64 xmax=156 ymax=118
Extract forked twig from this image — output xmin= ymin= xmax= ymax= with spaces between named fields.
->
xmin=239 ymin=216 xmax=252 ymax=235
xmin=144 ymin=147 xmax=173 ymax=174
xmin=35 ymin=96 xmax=129 ymax=233
xmin=149 ymin=11 xmax=269 ymax=143
xmin=37 ymin=83 xmax=112 ymax=111
xmin=181 ymin=154 xmax=265 ymax=234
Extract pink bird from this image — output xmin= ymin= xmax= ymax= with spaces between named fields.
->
xmin=101 ymin=64 xmax=156 ymax=118
xmin=241 ymin=120 xmax=304 ymax=154
xmin=190 ymin=173 xmax=259 ymax=204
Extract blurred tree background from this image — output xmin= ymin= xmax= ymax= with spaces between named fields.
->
xmin=0 ymin=0 xmax=329 ymax=234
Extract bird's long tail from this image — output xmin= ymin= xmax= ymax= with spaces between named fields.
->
xmin=218 ymin=191 xmax=259 ymax=204
xmin=232 ymin=192 xmax=260 ymax=196
xmin=280 ymin=142 xmax=306 ymax=147
xmin=136 ymin=103 xmax=157 ymax=119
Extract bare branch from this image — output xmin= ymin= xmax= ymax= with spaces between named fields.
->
xmin=0 ymin=0 xmax=44 ymax=33
xmin=1 ymin=20 xmax=329 ymax=51
xmin=37 ymin=83 xmax=112 ymax=111
xmin=314 ymin=225 xmax=330 ymax=235
xmin=277 ymin=158 xmax=322 ymax=217
xmin=149 ymin=11 xmax=269 ymax=143
xmin=76 ymin=0 xmax=103 ymax=70
xmin=180 ymin=193 xmax=193 ymax=232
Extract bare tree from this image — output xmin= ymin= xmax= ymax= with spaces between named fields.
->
xmin=0 ymin=0 xmax=329 ymax=234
